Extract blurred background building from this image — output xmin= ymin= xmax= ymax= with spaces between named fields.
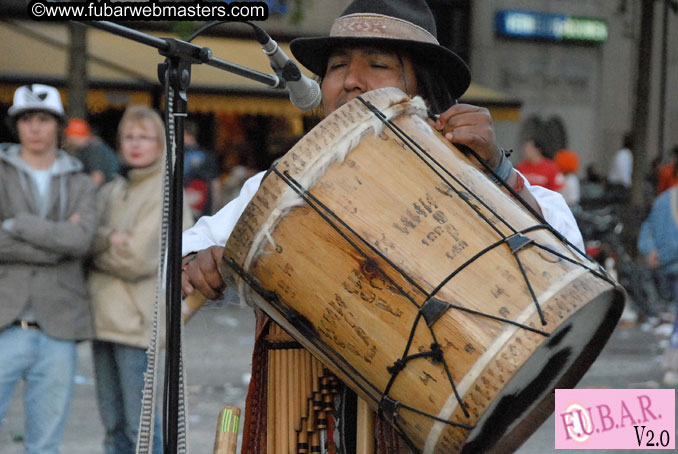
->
xmin=0 ymin=0 xmax=676 ymax=189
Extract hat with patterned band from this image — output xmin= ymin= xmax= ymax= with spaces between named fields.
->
xmin=290 ymin=0 xmax=471 ymax=99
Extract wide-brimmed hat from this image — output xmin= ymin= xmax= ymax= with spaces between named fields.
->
xmin=8 ymin=84 xmax=65 ymax=120
xmin=290 ymin=0 xmax=470 ymax=99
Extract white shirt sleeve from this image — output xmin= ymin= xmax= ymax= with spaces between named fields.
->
xmin=521 ymin=173 xmax=585 ymax=251
xmin=181 ymin=171 xmax=265 ymax=257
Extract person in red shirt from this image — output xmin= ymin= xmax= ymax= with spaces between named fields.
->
xmin=516 ymin=137 xmax=565 ymax=192
xmin=657 ymin=145 xmax=678 ymax=195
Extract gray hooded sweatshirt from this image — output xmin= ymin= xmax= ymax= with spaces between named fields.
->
xmin=0 ymin=143 xmax=97 ymax=340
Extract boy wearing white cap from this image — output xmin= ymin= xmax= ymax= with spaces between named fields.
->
xmin=0 ymin=84 xmax=97 ymax=454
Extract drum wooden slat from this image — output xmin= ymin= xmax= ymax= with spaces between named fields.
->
xmin=223 ymin=87 xmax=624 ymax=454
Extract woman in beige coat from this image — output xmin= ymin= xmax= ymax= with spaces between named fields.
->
xmin=88 ymin=106 xmax=193 ymax=454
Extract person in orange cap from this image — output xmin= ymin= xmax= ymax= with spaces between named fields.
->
xmin=65 ymin=118 xmax=119 ymax=186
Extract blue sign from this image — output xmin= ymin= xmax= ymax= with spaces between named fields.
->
xmin=495 ymin=10 xmax=607 ymax=43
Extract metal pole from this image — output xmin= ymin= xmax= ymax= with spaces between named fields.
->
xmin=658 ymin=0 xmax=669 ymax=162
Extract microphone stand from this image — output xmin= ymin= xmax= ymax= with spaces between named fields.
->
xmin=77 ymin=20 xmax=285 ymax=454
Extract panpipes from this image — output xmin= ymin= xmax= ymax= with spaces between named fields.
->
xmin=266 ymin=323 xmax=339 ymax=454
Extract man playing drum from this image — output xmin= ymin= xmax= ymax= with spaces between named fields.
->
xmin=182 ymin=0 xmax=584 ymax=452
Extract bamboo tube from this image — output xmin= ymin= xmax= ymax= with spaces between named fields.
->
xmin=213 ymin=405 xmax=241 ymax=454
xmin=315 ymin=408 xmax=327 ymax=430
xmin=305 ymin=353 xmax=313 ymax=411
xmin=310 ymin=358 xmax=322 ymax=413
xmin=311 ymin=358 xmax=320 ymax=394
xmin=310 ymin=431 xmax=321 ymax=454
xmin=297 ymin=419 xmax=309 ymax=454
xmin=267 ymin=349 xmax=275 ymax=454
xmin=300 ymin=352 xmax=310 ymax=421
xmin=279 ymin=347 xmax=289 ymax=454
xmin=306 ymin=392 xmax=317 ymax=433
xmin=321 ymin=377 xmax=333 ymax=412
xmin=292 ymin=349 xmax=301 ymax=432
xmin=276 ymin=347 xmax=285 ymax=454
xmin=287 ymin=348 xmax=296 ymax=454
xmin=182 ymin=291 xmax=206 ymax=323
xmin=356 ymin=398 xmax=375 ymax=454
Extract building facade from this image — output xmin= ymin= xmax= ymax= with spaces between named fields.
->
xmin=470 ymin=0 xmax=678 ymax=176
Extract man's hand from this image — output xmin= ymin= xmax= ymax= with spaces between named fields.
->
xmin=427 ymin=103 xmax=502 ymax=169
xmin=427 ymin=103 xmax=543 ymax=216
xmin=181 ymin=246 xmax=226 ymax=300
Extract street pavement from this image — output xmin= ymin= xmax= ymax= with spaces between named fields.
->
xmin=0 ymin=298 xmax=671 ymax=454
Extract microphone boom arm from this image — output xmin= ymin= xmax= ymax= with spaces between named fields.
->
xmin=78 ymin=20 xmax=285 ymax=88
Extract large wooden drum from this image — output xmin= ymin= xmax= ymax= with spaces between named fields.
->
xmin=222 ymin=87 xmax=625 ymax=453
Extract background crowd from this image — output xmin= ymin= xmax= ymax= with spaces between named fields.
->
xmin=0 ymin=85 xmax=196 ymax=454
xmin=515 ymin=130 xmax=678 ymax=385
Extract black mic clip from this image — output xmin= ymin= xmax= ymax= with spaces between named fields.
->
xmin=279 ymin=60 xmax=303 ymax=83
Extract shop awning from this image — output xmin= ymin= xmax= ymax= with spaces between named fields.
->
xmin=1 ymin=20 xmax=521 ymax=126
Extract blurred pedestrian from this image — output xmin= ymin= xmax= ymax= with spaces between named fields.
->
xmin=183 ymin=120 xmax=219 ymax=219
xmin=0 ymin=84 xmax=97 ymax=454
xmin=637 ymin=186 xmax=678 ymax=385
xmin=213 ymin=145 xmax=257 ymax=210
xmin=579 ymin=164 xmax=606 ymax=208
xmin=607 ymin=132 xmax=634 ymax=203
xmin=64 ymin=118 xmax=119 ymax=186
xmin=87 ymin=106 xmax=193 ymax=454
xmin=515 ymin=137 xmax=565 ymax=192
xmin=657 ymin=145 xmax=678 ymax=195
xmin=554 ymin=148 xmax=581 ymax=207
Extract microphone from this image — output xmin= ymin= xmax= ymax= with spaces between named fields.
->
xmin=252 ymin=25 xmax=322 ymax=111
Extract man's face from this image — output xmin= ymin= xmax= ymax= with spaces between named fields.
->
xmin=16 ymin=111 xmax=59 ymax=155
xmin=321 ymin=46 xmax=418 ymax=114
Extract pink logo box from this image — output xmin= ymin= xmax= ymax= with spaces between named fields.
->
xmin=555 ymin=389 xmax=675 ymax=450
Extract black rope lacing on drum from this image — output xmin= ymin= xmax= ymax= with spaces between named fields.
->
xmin=380 ymin=310 xmax=472 ymax=424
